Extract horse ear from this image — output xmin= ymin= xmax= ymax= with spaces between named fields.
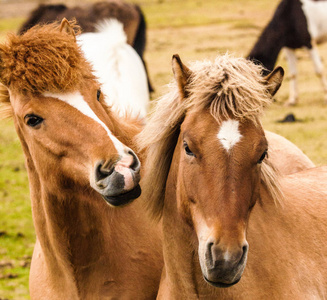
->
xmin=172 ymin=54 xmax=192 ymax=100
xmin=60 ymin=18 xmax=76 ymax=41
xmin=264 ymin=66 xmax=284 ymax=96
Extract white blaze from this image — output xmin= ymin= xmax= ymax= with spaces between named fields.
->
xmin=43 ymin=91 xmax=126 ymax=155
xmin=217 ymin=119 xmax=242 ymax=151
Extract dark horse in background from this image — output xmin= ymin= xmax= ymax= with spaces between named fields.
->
xmin=247 ymin=0 xmax=327 ymax=105
xmin=18 ymin=0 xmax=154 ymax=93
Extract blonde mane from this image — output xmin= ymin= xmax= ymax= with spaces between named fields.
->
xmin=138 ymin=54 xmax=283 ymax=220
xmin=0 ymin=21 xmax=95 ymax=119
xmin=0 ymin=83 xmax=11 ymax=119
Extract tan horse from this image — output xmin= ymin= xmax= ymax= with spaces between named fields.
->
xmin=264 ymin=130 xmax=314 ymax=174
xmin=137 ymin=54 xmax=327 ymax=299
xmin=0 ymin=20 xmax=162 ymax=299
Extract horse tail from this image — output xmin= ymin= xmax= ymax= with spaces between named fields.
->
xmin=133 ymin=4 xmax=155 ymax=93
xmin=18 ymin=4 xmax=67 ymax=35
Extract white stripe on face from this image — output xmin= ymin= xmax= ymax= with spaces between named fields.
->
xmin=43 ymin=91 xmax=126 ymax=155
xmin=217 ymin=120 xmax=242 ymax=152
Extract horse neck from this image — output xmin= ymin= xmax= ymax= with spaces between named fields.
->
xmin=247 ymin=0 xmax=290 ymax=71
xmin=25 ymin=155 xmax=111 ymax=270
xmin=248 ymin=24 xmax=285 ymax=71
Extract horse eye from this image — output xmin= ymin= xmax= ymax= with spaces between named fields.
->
xmin=25 ymin=114 xmax=44 ymax=128
xmin=258 ymin=150 xmax=268 ymax=164
xmin=183 ymin=141 xmax=195 ymax=157
xmin=97 ymin=89 xmax=101 ymax=101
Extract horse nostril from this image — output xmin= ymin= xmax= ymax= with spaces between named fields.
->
xmin=128 ymin=150 xmax=141 ymax=172
xmin=238 ymin=244 xmax=248 ymax=265
xmin=206 ymin=242 xmax=214 ymax=266
xmin=96 ymin=161 xmax=114 ymax=182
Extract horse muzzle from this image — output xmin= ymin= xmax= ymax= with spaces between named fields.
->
xmin=91 ymin=150 xmax=141 ymax=206
xmin=199 ymin=240 xmax=248 ymax=288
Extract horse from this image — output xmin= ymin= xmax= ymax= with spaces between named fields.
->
xmin=247 ymin=0 xmax=327 ymax=105
xmin=77 ymin=19 xmax=149 ymax=119
xmin=137 ymin=54 xmax=327 ymax=299
xmin=264 ymin=130 xmax=314 ymax=173
xmin=18 ymin=0 xmax=154 ymax=93
xmin=0 ymin=20 xmax=162 ymax=299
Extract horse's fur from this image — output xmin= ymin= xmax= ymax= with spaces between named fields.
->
xmin=247 ymin=0 xmax=327 ymax=105
xmin=138 ymin=54 xmax=326 ymax=299
xmin=18 ymin=1 xmax=141 ymax=46
xmin=137 ymin=54 xmax=284 ymax=220
xmin=0 ymin=21 xmax=162 ymax=299
xmin=0 ymin=22 xmax=87 ymax=95
xmin=264 ymin=130 xmax=315 ymax=173
xmin=77 ymin=19 xmax=149 ymax=118
xmin=248 ymin=0 xmax=310 ymax=72
xmin=18 ymin=0 xmax=154 ymax=93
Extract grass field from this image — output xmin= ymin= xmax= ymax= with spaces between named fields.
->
xmin=0 ymin=0 xmax=326 ymax=298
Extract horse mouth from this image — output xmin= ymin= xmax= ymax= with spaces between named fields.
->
xmin=102 ymin=184 xmax=141 ymax=206
xmin=203 ymin=276 xmax=241 ymax=288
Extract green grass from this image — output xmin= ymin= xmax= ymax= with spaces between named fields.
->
xmin=139 ymin=0 xmax=279 ymax=29
xmin=0 ymin=120 xmax=34 ymax=299
xmin=0 ymin=0 xmax=326 ymax=298
xmin=0 ymin=18 xmax=24 ymax=40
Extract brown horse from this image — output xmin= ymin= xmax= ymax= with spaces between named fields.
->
xmin=0 ymin=20 xmax=162 ymax=299
xmin=137 ymin=54 xmax=327 ymax=299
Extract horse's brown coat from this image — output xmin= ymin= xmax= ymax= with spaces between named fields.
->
xmin=0 ymin=21 xmax=162 ymax=299
xmin=138 ymin=54 xmax=327 ymax=299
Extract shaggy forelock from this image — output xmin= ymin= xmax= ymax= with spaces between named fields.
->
xmin=185 ymin=55 xmax=271 ymax=123
xmin=0 ymin=21 xmax=94 ymax=95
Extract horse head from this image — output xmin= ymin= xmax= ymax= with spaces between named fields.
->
xmin=138 ymin=54 xmax=284 ymax=288
xmin=0 ymin=19 xmax=141 ymax=207
xmin=172 ymin=54 xmax=284 ymax=287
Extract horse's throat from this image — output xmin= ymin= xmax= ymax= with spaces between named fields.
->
xmin=32 ymin=183 xmax=108 ymax=264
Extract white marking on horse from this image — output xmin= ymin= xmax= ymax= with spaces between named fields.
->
xmin=217 ymin=120 xmax=242 ymax=152
xmin=223 ymin=250 xmax=231 ymax=261
xmin=43 ymin=91 xmax=126 ymax=155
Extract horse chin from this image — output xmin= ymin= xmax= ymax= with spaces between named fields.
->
xmin=203 ymin=276 xmax=241 ymax=288
xmin=101 ymin=184 xmax=142 ymax=207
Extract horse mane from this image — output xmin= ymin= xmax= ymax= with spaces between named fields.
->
xmin=0 ymin=20 xmax=94 ymax=97
xmin=0 ymin=83 xmax=11 ymax=119
xmin=137 ymin=54 xmax=283 ymax=221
